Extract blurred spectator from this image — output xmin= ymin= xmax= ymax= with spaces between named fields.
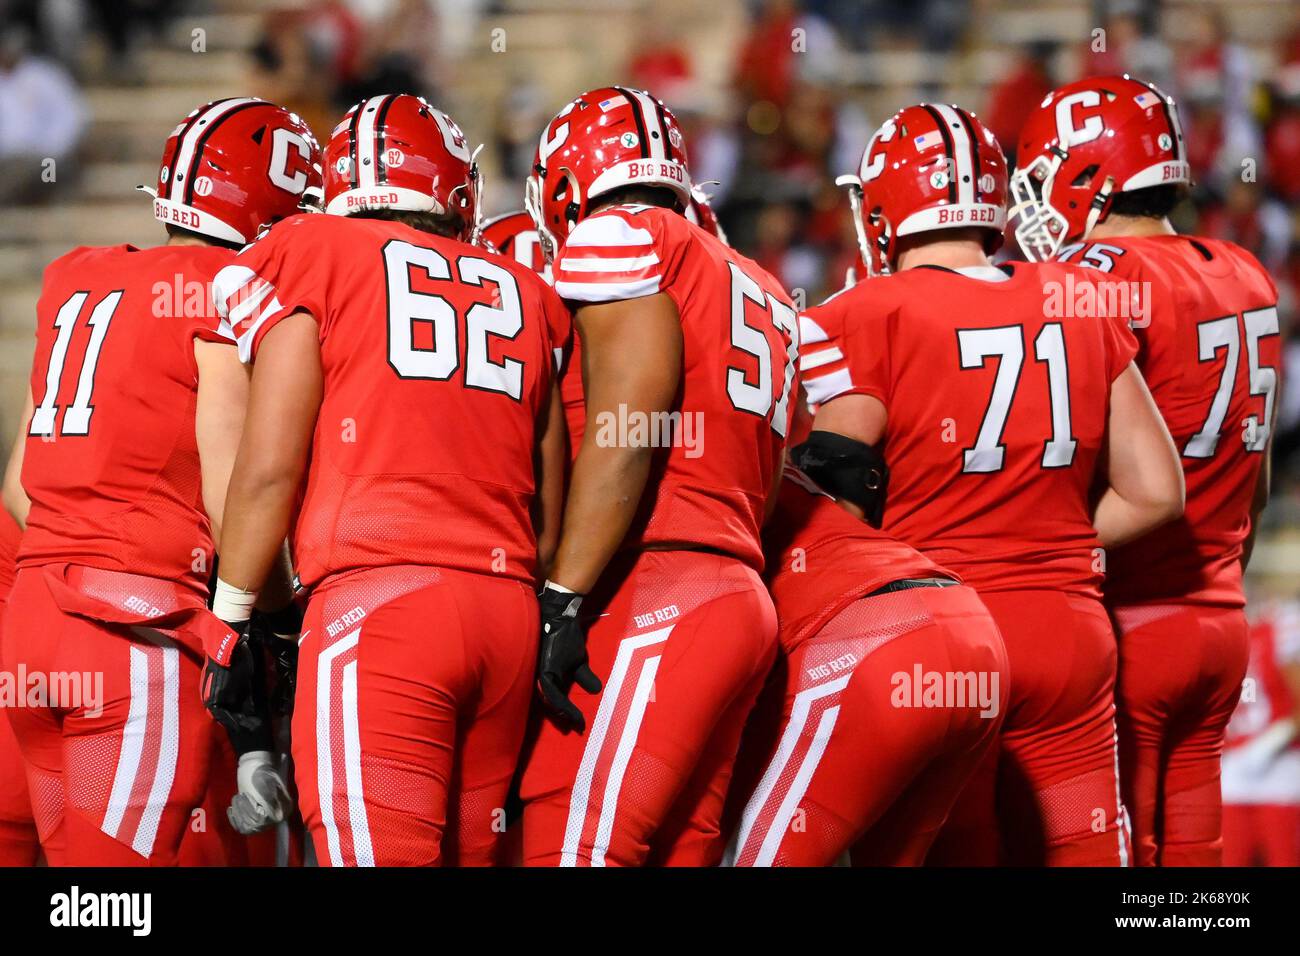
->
xmin=0 ymin=24 xmax=85 ymax=204
xmin=1175 ymin=6 xmax=1260 ymax=192
xmin=492 ymin=78 xmax=549 ymax=204
xmin=340 ymin=0 xmax=441 ymax=104
xmin=249 ymin=4 xmax=364 ymax=143
xmin=734 ymin=0 xmax=801 ymax=109
xmin=1083 ymin=2 xmax=1173 ymax=90
xmin=985 ymin=42 xmax=1055 ymax=165
xmin=629 ymin=21 xmax=694 ymax=106
xmin=83 ymin=0 xmax=179 ymax=79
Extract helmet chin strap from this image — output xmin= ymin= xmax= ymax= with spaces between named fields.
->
xmin=1081 ymin=174 xmax=1115 ymax=242
xmin=466 ymin=143 xmax=485 ymax=246
xmin=524 ymin=173 xmax=559 ymax=263
xmin=835 ymin=174 xmax=874 ymax=275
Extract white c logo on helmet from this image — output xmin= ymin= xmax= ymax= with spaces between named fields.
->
xmin=1054 ymin=90 xmax=1104 ymax=148
xmin=269 ymin=127 xmax=311 ymax=194
xmin=859 ymin=119 xmax=896 ymax=184
xmin=538 ymin=100 xmax=577 ymax=168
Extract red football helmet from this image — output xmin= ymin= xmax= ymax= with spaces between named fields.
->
xmin=324 ymin=94 xmax=482 ymax=240
xmin=525 ymin=86 xmax=691 ymax=260
xmin=147 ymin=97 xmax=322 ymax=245
xmin=685 ymin=184 xmax=728 ymax=244
xmin=838 ymin=103 xmax=1008 ymax=276
xmin=1011 ymin=75 xmax=1190 ymax=261
xmin=479 ymin=209 xmax=549 ymax=278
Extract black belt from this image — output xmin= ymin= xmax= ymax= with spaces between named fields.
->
xmin=866 ymin=576 xmax=959 ymax=597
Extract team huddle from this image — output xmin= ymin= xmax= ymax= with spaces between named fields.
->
xmin=0 ymin=74 xmax=1279 ymax=868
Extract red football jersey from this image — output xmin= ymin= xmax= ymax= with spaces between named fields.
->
xmin=802 ymin=262 xmax=1138 ymax=596
xmin=18 ymin=244 xmax=236 ymax=595
xmin=764 ymin=466 xmax=950 ymax=649
xmin=213 ymin=214 xmax=569 ymax=588
xmin=1057 ymin=236 xmax=1280 ymax=608
xmin=552 ymin=204 xmax=798 ymax=571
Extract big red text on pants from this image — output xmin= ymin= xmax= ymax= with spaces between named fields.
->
xmin=519 ymin=550 xmax=777 ymax=866
xmin=726 ymin=584 xmax=1007 ymax=867
xmin=292 ymin=565 xmax=536 ymax=867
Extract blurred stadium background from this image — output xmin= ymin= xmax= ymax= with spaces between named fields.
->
xmin=1 ymin=0 xmax=1299 ymax=588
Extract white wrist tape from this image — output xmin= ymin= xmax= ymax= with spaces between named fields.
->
xmin=212 ymin=578 xmax=258 ymax=623
xmin=544 ymin=580 xmax=578 ymax=594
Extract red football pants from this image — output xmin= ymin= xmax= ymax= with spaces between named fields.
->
xmin=725 ymin=584 xmax=1008 ymax=866
xmin=0 ymin=706 xmax=39 ymax=866
xmin=519 ymin=550 xmax=778 ymax=866
xmin=0 ymin=600 xmax=40 ymax=866
xmin=176 ymin=731 xmax=281 ymax=867
xmin=1112 ymin=603 xmax=1248 ymax=867
xmin=930 ymin=589 xmax=1130 ymax=866
xmin=2 ymin=568 xmax=215 ymax=865
xmin=1221 ymin=803 xmax=1300 ymax=867
xmin=292 ymin=566 xmax=537 ymax=867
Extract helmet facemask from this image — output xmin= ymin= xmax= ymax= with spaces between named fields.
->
xmin=1009 ymin=151 xmax=1071 ymax=262
xmin=525 ymin=164 xmax=582 ymax=264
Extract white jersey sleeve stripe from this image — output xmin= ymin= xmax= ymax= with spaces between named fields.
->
xmin=799 ymin=314 xmax=831 ymax=345
xmin=563 ymin=217 xmax=654 ymax=248
xmin=802 ymin=366 xmax=854 ymax=407
xmin=560 ymin=253 xmax=661 ymax=273
xmin=800 ymin=346 xmax=844 ymax=371
xmin=555 ymin=276 xmax=662 ymax=302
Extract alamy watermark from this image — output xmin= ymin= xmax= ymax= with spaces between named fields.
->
xmin=593 ymin=403 xmax=704 ymax=458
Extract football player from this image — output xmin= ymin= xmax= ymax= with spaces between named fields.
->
xmin=724 ymin=403 xmax=1009 ymax=865
xmin=480 ymin=209 xmax=550 ymax=280
xmin=800 ymin=103 xmax=1183 ymax=865
xmin=209 ymin=94 xmax=570 ymax=866
xmin=1013 ymin=75 xmax=1282 ymax=866
xmin=517 ymin=86 xmax=797 ymax=867
xmin=0 ymin=98 xmax=318 ymax=865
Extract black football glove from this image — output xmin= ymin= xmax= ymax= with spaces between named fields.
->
xmin=249 ymin=602 xmax=302 ymax=718
xmin=536 ymin=585 xmax=602 ymax=732
xmin=203 ymin=621 xmax=273 ymax=755
xmin=202 ymin=618 xmax=251 ymax=718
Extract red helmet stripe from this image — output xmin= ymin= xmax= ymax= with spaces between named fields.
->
xmin=612 ymin=86 xmax=653 ymax=160
xmin=353 ymin=95 xmax=393 ymax=190
xmin=919 ymin=104 xmax=959 ymax=205
xmin=345 ymin=102 xmax=365 ymax=191
xmin=373 ymin=94 xmax=398 ymax=185
xmin=170 ymin=97 xmax=262 ymax=204
xmin=953 ymin=107 xmax=986 ymax=201
xmin=621 ymin=87 xmax=668 ymax=161
xmin=932 ymin=103 xmax=976 ymax=205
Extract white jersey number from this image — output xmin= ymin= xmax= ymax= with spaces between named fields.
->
xmin=30 ymin=290 xmax=121 ymax=438
xmin=958 ymin=322 xmax=1076 ymax=473
xmin=384 ymin=240 xmax=525 ymax=400
xmin=1185 ymin=307 xmax=1278 ymax=458
xmin=726 ymin=261 xmax=799 ymax=437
